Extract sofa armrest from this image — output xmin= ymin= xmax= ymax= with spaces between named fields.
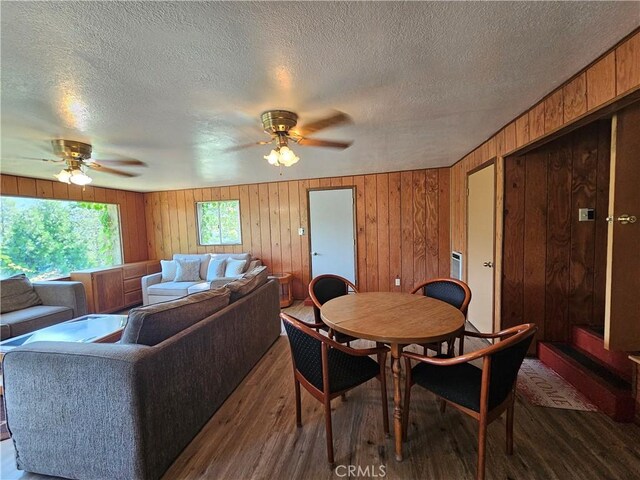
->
xmin=247 ymin=258 xmax=262 ymax=271
xmin=141 ymin=272 xmax=162 ymax=305
xmin=3 ymin=342 xmax=153 ymax=479
xmin=32 ymin=281 xmax=87 ymax=317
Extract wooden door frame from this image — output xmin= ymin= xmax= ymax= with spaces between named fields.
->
xmin=466 ymin=159 xmax=498 ymax=332
xmin=306 ymin=186 xmax=358 ymax=287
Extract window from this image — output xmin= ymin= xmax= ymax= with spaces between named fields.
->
xmin=197 ymin=200 xmax=242 ymax=245
xmin=0 ymin=196 xmax=123 ymax=280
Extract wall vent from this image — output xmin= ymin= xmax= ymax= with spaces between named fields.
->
xmin=451 ymin=251 xmax=463 ymax=280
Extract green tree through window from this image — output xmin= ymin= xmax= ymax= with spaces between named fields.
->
xmin=0 ymin=196 xmax=123 ymax=280
xmin=197 ymin=200 xmax=241 ymax=245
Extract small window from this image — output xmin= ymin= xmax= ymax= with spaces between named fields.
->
xmin=196 ymin=200 xmax=242 ymax=246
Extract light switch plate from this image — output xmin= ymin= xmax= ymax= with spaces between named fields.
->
xmin=298 ymin=227 xmax=305 ymax=236
xmin=578 ymin=208 xmax=595 ymax=222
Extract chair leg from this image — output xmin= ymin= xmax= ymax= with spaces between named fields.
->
xmin=402 ymin=359 xmax=411 ymax=441
xmin=506 ymin=399 xmax=514 ymax=455
xmin=459 ymin=333 xmax=465 ymax=355
xmin=477 ymin=415 xmax=487 ymax=480
xmin=324 ymin=397 xmax=334 ymax=465
xmin=294 ymin=379 xmax=302 ymax=427
xmin=377 ymin=350 xmax=390 ymax=436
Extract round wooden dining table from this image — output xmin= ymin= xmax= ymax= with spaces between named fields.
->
xmin=321 ymin=291 xmax=465 ymax=462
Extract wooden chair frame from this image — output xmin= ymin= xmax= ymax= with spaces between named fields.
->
xmin=410 ymin=277 xmax=472 ymax=356
xmin=308 ymin=274 xmax=359 ymax=337
xmin=402 ymin=323 xmax=537 ymax=480
xmin=281 ymin=312 xmax=389 ymax=465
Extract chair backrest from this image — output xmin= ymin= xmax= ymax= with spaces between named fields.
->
xmin=486 ymin=324 xmax=536 ymax=409
xmin=282 ymin=313 xmax=325 ymax=390
xmin=309 ymin=274 xmax=358 ymax=324
xmin=411 ymin=278 xmax=471 ymax=314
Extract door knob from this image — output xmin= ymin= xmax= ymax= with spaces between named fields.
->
xmin=312 ymin=252 xmax=318 ymax=256
xmin=606 ymin=214 xmax=637 ymax=225
xmin=482 ymin=261 xmax=493 ymax=268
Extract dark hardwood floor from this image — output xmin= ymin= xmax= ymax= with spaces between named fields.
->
xmin=2 ymin=303 xmax=639 ymax=479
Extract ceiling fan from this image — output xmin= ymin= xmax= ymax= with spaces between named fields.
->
xmin=228 ymin=110 xmax=353 ymax=167
xmin=34 ymin=139 xmax=146 ymax=185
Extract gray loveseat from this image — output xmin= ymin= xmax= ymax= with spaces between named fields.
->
xmin=3 ymin=277 xmax=280 ymax=480
xmin=0 ymin=279 xmax=88 ymax=340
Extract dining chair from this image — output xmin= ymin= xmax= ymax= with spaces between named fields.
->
xmin=411 ymin=277 xmax=472 ymax=355
xmin=401 ymin=323 xmax=537 ymax=480
xmin=281 ymin=312 xmax=389 ymax=465
xmin=309 ymin=274 xmax=359 ymax=343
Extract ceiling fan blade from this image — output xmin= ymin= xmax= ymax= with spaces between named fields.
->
xmin=86 ymin=163 xmax=138 ymax=177
xmin=88 ymin=159 xmax=147 ymax=167
xmin=296 ymin=111 xmax=352 ymax=136
xmin=7 ymin=156 xmax=65 ymax=163
xmin=224 ymin=140 xmax=273 ymax=153
xmin=296 ymin=137 xmax=353 ymax=149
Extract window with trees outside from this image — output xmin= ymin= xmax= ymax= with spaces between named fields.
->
xmin=197 ymin=200 xmax=242 ymax=245
xmin=0 ymin=196 xmax=123 ymax=281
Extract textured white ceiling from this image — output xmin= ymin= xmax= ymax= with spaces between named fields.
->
xmin=1 ymin=2 xmax=638 ymax=192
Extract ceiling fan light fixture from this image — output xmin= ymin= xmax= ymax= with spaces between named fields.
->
xmin=54 ymin=168 xmax=72 ymax=184
xmin=278 ymin=146 xmax=299 ymax=167
xmin=69 ymin=167 xmax=92 ymax=186
xmin=264 ymin=149 xmax=280 ymax=165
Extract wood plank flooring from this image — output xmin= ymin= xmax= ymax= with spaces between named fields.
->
xmin=2 ymin=303 xmax=640 ymax=479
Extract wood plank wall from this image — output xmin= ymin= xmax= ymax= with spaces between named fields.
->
xmin=502 ymin=121 xmax=611 ymax=347
xmin=143 ymin=169 xmax=450 ymax=300
xmin=450 ymin=29 xmax=640 ymax=331
xmin=0 ymin=174 xmax=149 ymax=264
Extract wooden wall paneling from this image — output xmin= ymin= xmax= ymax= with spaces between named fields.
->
xmin=330 ymin=177 xmax=342 ymax=187
xmin=81 ymin=185 xmax=95 ymax=202
xmin=515 ymin=114 xmax=530 ymax=148
xmin=36 ymin=179 xmax=53 ymax=198
xmin=1 ymin=175 xmax=19 ymax=196
xmin=175 ymin=190 xmax=189 ymax=255
xmin=493 ymin=156 xmax=505 ymax=332
xmin=545 ymin=139 xmax=573 ymax=341
xmin=167 ymin=190 xmax=181 ymax=257
xmin=341 ymin=176 xmax=353 ymax=187
xmin=17 ymin=177 xmax=36 ymax=197
xmin=191 ymin=189 xmax=204 ymax=255
xmin=568 ymin=124 xmax=598 ymax=326
xmin=437 ymin=168 xmax=450 ymax=278
xmin=388 ymin=172 xmax=402 ymax=291
xmin=364 ymin=174 xmax=378 ymax=291
xmin=159 ymin=191 xmax=172 ymax=259
xmin=287 ymin=181 xmax=303 ymax=299
xmin=248 ymin=184 xmax=262 ymax=261
xmin=278 ymin=182 xmax=292 ymax=275
xmin=501 ymin=156 xmax=526 ymax=329
xmin=563 ymin=73 xmax=587 ymax=122
xmin=238 ymin=185 xmax=251 ymax=257
xmin=412 ymin=170 xmax=427 ymax=286
xmin=51 ymin=181 xmax=68 ymax=199
xmin=544 ymin=89 xmax=564 ymax=132
xmin=593 ymin=121 xmax=612 ymax=324
xmin=93 ymin=187 xmax=106 ymax=203
xmin=485 ymin=137 xmax=497 ymax=161
xmin=228 ymin=185 xmax=242 ymax=254
xmin=529 ymin=102 xmax=545 ymax=141
xmin=134 ymin=193 xmax=148 ymax=260
xmin=268 ymin=183 xmax=282 ymax=274
xmin=523 ymin=150 xmax=548 ymax=347
xmin=67 ymin=184 xmax=83 ymax=201
xmin=144 ymin=194 xmax=156 ymax=259
xmin=587 ymin=52 xmax=616 ymax=110
xmin=183 ymin=189 xmax=197 ymax=254
xmin=353 ymin=176 xmax=367 ymax=291
xmin=376 ymin=174 xmax=390 ymax=291
xmin=503 ymin=122 xmax=517 ymax=154
xmin=116 ymin=190 xmax=131 ymax=262
xmin=424 ymin=169 xmax=439 ymax=280
xmin=616 ymin=32 xmax=640 ymax=95
xmin=299 ymin=180 xmax=311 ymax=292
xmin=319 ymin=178 xmax=331 ymax=188
xmin=258 ymin=184 xmax=273 ymax=272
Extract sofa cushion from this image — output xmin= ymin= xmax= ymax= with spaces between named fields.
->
xmin=186 ymin=282 xmax=211 ymax=294
xmin=147 ymin=281 xmax=203 ymax=297
xmin=175 ymin=258 xmax=202 ymax=282
xmin=0 ymin=274 xmax=43 ymax=314
xmin=206 ymin=257 xmax=227 ymax=281
xmin=211 ymin=253 xmax=252 ymax=271
xmin=121 ymin=287 xmax=231 ymax=346
xmin=173 ymin=254 xmax=211 ymax=281
xmin=0 ymin=305 xmax=74 ymax=339
xmin=160 ymin=260 xmax=178 ymax=282
xmin=225 ymin=259 xmax=246 ymax=277
xmin=226 ymin=266 xmax=268 ymax=302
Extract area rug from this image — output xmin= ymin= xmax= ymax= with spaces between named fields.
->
xmin=1 ymin=397 xmax=9 ymax=441
xmin=517 ymin=359 xmax=598 ymax=412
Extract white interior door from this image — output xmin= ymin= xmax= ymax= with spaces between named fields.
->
xmin=309 ymin=188 xmax=356 ymax=283
xmin=467 ymin=164 xmax=495 ymax=333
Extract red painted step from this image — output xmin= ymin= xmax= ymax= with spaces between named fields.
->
xmin=538 ymin=342 xmax=635 ymax=422
xmin=572 ymin=325 xmax=633 ymax=382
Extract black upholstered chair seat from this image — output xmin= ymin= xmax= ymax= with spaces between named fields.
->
xmin=412 ymin=356 xmax=483 ymax=412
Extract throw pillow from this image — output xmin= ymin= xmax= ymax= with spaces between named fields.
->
xmin=160 ymin=260 xmax=178 ymax=282
xmin=0 ymin=274 xmax=43 ymax=314
xmin=224 ymin=259 xmax=246 ymax=277
xmin=226 ymin=265 xmax=268 ymax=301
xmin=206 ymin=257 xmax=227 ymax=281
xmin=175 ymin=258 xmax=201 ymax=282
